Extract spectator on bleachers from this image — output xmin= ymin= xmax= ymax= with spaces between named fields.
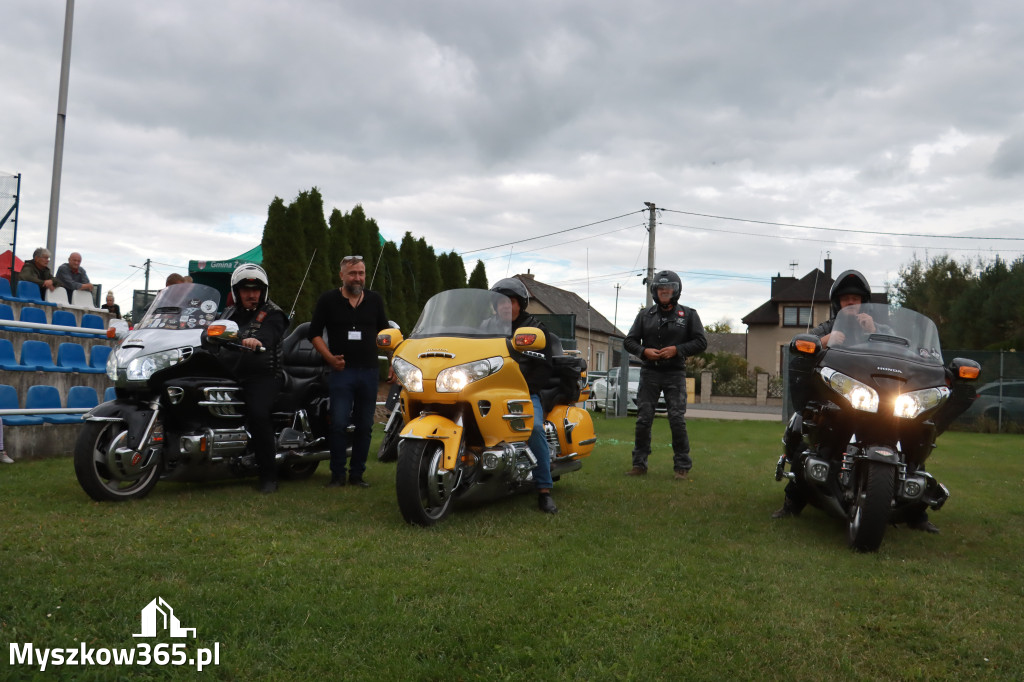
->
xmin=1 ymin=417 xmax=12 ymax=464
xmin=56 ymin=252 xmax=94 ymax=295
xmin=19 ymin=247 xmax=57 ymax=292
xmin=101 ymin=291 xmax=121 ymax=318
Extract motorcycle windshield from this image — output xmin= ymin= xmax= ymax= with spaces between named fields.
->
xmin=826 ymin=302 xmax=944 ymax=365
xmin=135 ymin=283 xmax=223 ymax=331
xmin=410 ymin=289 xmax=515 ymax=339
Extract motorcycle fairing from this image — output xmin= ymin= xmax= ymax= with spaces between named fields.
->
xmin=401 ymin=414 xmax=464 ymax=470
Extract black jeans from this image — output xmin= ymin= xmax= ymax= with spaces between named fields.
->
xmin=631 ymin=368 xmax=691 ymax=471
xmin=240 ymin=374 xmax=282 ymax=483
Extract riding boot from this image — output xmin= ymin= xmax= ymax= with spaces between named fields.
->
xmin=538 ymin=492 xmax=558 ymax=514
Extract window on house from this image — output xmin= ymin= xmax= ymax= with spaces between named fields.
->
xmin=783 ymin=306 xmax=812 ymax=327
xmin=595 ymin=351 xmax=605 ymax=372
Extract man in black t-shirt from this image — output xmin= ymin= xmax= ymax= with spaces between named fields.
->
xmin=308 ymin=256 xmax=390 ymax=488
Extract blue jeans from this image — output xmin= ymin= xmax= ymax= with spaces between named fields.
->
xmin=528 ymin=394 xmax=553 ymax=490
xmin=328 ymin=368 xmax=378 ymax=479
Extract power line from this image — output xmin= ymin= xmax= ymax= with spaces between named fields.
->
xmin=458 ymin=210 xmax=644 ymax=256
xmin=471 ymin=222 xmax=645 ymax=263
xmin=658 ymin=221 xmax=1024 ymax=255
xmin=660 ymin=208 xmax=1024 ymax=241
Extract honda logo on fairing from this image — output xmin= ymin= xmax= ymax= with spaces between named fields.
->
xmin=876 ymin=366 xmax=903 ymax=374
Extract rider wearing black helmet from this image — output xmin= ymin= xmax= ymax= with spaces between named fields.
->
xmin=220 ymin=263 xmax=288 ymax=494
xmin=489 ymin=277 xmax=559 ymax=514
xmin=623 ymin=270 xmax=707 ymax=480
xmin=772 ymin=268 xmax=940 ymax=533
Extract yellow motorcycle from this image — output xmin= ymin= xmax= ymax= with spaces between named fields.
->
xmin=376 ymin=288 xmax=596 ymax=526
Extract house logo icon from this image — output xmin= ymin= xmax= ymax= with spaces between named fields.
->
xmin=133 ymin=597 xmax=197 ymax=638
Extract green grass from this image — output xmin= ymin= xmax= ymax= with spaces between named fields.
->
xmin=2 ymin=417 xmax=1023 ymax=681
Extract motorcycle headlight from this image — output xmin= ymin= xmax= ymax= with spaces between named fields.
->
xmin=125 ymin=348 xmax=185 ymax=382
xmin=893 ymin=386 xmax=950 ymax=419
xmin=106 ymin=348 xmax=119 ymax=381
xmin=436 ymin=357 xmax=503 ymax=393
xmin=393 ymin=357 xmax=423 ymax=393
xmin=820 ymin=367 xmax=879 ymax=413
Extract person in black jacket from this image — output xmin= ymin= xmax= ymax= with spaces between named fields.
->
xmin=220 ymin=264 xmax=288 ymax=494
xmin=490 ymin=278 xmax=559 ymax=514
xmin=623 ymin=270 xmax=707 ymax=479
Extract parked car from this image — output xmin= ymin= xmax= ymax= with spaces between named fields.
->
xmin=590 ymin=366 xmax=667 ymax=412
xmin=962 ymin=379 xmax=1024 ymax=424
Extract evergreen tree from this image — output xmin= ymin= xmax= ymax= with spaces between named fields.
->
xmin=437 ymin=251 xmax=467 ymax=290
xmin=416 ymin=237 xmax=442 ymax=308
xmin=468 ymin=260 xmax=488 ymax=289
xmin=261 ymin=196 xmax=304 ymax=312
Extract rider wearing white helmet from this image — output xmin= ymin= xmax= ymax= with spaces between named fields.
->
xmin=221 ymin=263 xmax=289 ymax=493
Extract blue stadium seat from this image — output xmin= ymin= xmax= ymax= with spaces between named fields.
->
xmin=0 ymin=276 xmax=14 ymax=301
xmin=52 ymin=309 xmax=80 ymax=334
xmin=57 ymin=342 xmax=104 ymax=373
xmin=67 ymin=385 xmax=99 ymax=411
xmin=0 ymin=339 xmax=30 ymax=371
xmin=16 ymin=280 xmax=55 ymax=306
xmin=19 ymin=306 xmax=63 ymax=335
xmin=90 ymin=344 xmax=112 ymax=371
xmin=0 ymin=303 xmax=17 ymax=331
xmin=80 ymin=313 xmax=106 ymax=334
xmin=25 ymin=385 xmax=81 ymax=424
xmin=103 ymin=386 xmax=117 ymax=402
xmin=18 ymin=340 xmax=65 ymax=372
xmin=0 ymin=384 xmax=45 ymax=425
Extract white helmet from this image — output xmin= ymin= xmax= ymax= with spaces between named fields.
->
xmin=231 ymin=263 xmax=269 ymax=306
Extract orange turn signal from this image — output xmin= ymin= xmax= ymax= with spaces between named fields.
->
xmin=106 ymin=328 xmax=117 ymax=339
xmin=514 ymin=333 xmax=537 ymax=346
xmin=206 ymin=324 xmax=228 ymax=337
xmin=958 ymin=365 xmax=980 ymax=380
xmin=377 ymin=334 xmax=392 ymax=347
xmin=794 ymin=339 xmax=818 ymax=355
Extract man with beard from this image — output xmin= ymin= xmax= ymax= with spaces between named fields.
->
xmin=309 ymin=256 xmax=390 ymax=488
xmin=623 ymin=270 xmax=707 ymax=480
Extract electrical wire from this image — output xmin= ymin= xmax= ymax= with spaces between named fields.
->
xmin=660 ymin=208 xmax=1024 ymax=241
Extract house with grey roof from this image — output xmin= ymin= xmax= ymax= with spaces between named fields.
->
xmin=740 ymin=258 xmax=887 ymax=375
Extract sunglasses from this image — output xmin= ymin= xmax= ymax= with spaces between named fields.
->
xmin=342 ymin=255 xmax=363 ymax=262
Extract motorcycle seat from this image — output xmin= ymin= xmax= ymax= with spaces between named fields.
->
xmin=278 ymin=322 xmax=328 ymax=410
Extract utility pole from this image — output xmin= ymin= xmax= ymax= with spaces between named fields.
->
xmin=643 ymin=202 xmax=656 ymax=307
xmin=47 ymin=0 xmax=75 ymax=257
xmin=143 ymin=258 xmax=151 ymax=294
xmin=613 ymin=283 xmax=621 ymax=331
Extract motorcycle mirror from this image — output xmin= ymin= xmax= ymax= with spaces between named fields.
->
xmin=106 ymin=319 xmax=130 ymax=341
xmin=512 ymin=327 xmax=546 ymax=352
xmin=205 ymin=320 xmax=240 ymax=342
xmin=377 ymin=328 xmax=404 ymax=350
xmin=790 ymin=333 xmax=821 ymax=356
xmin=950 ymin=357 xmax=981 ymax=380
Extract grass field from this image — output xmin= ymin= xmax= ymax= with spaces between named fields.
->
xmin=2 ymin=416 xmax=1022 ymax=681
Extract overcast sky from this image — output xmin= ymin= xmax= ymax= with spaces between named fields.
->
xmin=3 ymin=0 xmax=1023 ymax=332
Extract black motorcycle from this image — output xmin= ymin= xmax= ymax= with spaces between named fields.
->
xmin=777 ymin=302 xmax=980 ymax=551
xmin=74 ymin=283 xmax=331 ymax=501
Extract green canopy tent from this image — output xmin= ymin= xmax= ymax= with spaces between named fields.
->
xmin=188 ymin=245 xmax=263 ymax=307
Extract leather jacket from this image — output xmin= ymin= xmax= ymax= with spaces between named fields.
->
xmin=624 ymin=303 xmax=707 ymax=372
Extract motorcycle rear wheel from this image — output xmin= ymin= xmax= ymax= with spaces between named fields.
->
xmin=278 ymin=460 xmax=319 ymax=480
xmin=74 ymin=421 xmax=163 ymax=502
xmin=848 ymin=461 xmax=896 ymax=552
xmin=395 ymin=440 xmax=455 ymax=526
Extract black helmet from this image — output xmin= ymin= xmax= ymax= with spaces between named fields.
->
xmin=231 ymin=263 xmax=269 ymax=308
xmin=828 ymin=269 xmax=870 ymax=318
xmin=490 ymin=277 xmax=530 ymax=310
xmin=650 ymin=270 xmax=681 ymax=306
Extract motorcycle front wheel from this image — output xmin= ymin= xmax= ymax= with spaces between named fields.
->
xmin=395 ymin=439 xmax=456 ymax=526
xmin=848 ymin=461 xmax=896 ymax=552
xmin=74 ymin=421 xmax=163 ymax=502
